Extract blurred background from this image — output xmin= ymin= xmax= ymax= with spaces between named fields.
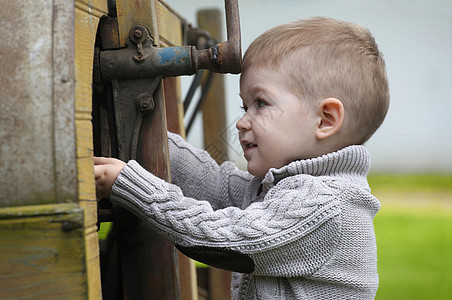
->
xmin=165 ymin=0 xmax=452 ymax=299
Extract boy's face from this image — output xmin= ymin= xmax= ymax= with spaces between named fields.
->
xmin=237 ymin=66 xmax=320 ymax=178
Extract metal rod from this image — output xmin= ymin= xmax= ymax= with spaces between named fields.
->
xmin=196 ymin=0 xmax=242 ymax=74
xmin=98 ymin=0 xmax=242 ymax=81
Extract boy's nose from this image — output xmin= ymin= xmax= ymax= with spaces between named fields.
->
xmin=236 ymin=113 xmax=251 ymax=131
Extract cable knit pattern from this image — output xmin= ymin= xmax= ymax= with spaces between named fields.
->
xmin=110 ymin=132 xmax=380 ymax=299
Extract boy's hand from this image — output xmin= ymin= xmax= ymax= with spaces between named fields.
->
xmin=94 ymin=157 xmax=126 ymax=199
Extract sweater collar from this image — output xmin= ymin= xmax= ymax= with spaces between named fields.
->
xmin=260 ymin=145 xmax=371 ymax=193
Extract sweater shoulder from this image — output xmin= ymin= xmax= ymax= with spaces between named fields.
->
xmin=269 ymin=173 xmax=379 ymax=210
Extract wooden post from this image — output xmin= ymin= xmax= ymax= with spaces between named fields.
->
xmin=164 ymin=76 xmax=199 ymax=300
xmin=197 ymin=8 xmax=232 ymax=300
xmin=110 ymin=1 xmax=196 ymax=299
xmin=198 ymin=9 xmax=230 ymax=165
xmin=160 ymin=3 xmax=197 ymax=298
xmin=75 ymin=1 xmax=109 ymax=298
xmin=0 ymin=0 xmax=108 ymax=298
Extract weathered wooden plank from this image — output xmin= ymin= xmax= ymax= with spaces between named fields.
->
xmin=198 ymin=9 xmax=232 ymax=300
xmin=157 ymin=1 xmax=184 ymax=47
xmin=76 ymin=119 xmax=95 ymax=161
xmin=164 ymin=77 xmax=186 ymax=138
xmin=198 ymin=9 xmax=229 ymax=165
xmin=0 ymin=0 xmax=106 ymax=299
xmin=74 ymin=1 xmax=109 ymax=299
xmin=53 ymin=0 xmax=79 ymax=203
xmin=158 ymin=6 xmax=197 ymax=299
xmin=0 ymin=0 xmax=64 ymax=206
xmin=111 ymin=1 xmax=185 ymax=299
xmin=0 ymin=204 xmax=87 ymax=299
xmin=116 ymin=0 xmax=159 ymax=46
xmin=74 ymin=1 xmax=108 ymax=115
xmin=84 ymin=219 xmax=102 ymax=299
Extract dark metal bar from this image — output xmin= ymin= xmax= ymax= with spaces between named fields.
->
xmin=100 ymin=45 xmax=197 ymax=81
xmin=183 ymin=70 xmax=204 ymax=113
xmin=186 ymin=70 xmax=214 ymax=134
xmin=98 ymin=0 xmax=242 ymax=82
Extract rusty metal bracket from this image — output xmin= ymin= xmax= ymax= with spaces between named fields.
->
xmin=112 ymin=76 xmax=161 ymax=162
xmin=98 ymin=0 xmax=241 ymax=81
xmin=96 ymin=75 xmax=161 ymax=226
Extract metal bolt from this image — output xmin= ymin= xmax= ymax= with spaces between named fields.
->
xmin=134 ymin=29 xmax=143 ymax=40
xmin=62 ymin=221 xmax=73 ymax=232
xmin=138 ymin=94 xmax=155 ymax=112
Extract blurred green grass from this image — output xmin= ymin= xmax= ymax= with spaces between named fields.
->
xmin=369 ymin=174 xmax=452 ymax=299
xmin=368 ymin=174 xmax=452 ymax=193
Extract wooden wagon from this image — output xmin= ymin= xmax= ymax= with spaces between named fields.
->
xmin=0 ymin=0 xmax=241 ymax=298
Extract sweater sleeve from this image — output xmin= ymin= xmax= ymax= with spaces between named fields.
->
xmin=167 ymin=132 xmax=253 ymax=210
xmin=110 ymin=160 xmax=342 ymax=277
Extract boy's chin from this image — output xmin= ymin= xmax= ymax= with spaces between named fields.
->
xmin=247 ymin=166 xmax=266 ymax=178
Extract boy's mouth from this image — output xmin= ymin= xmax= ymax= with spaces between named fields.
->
xmin=241 ymin=139 xmax=257 ymax=157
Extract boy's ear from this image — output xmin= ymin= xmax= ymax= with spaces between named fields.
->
xmin=316 ymin=98 xmax=345 ymax=140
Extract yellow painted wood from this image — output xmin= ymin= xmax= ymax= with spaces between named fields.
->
xmin=0 ymin=204 xmax=87 ymax=299
xmin=116 ymin=0 xmax=185 ymax=48
xmin=76 ymin=119 xmax=95 ymax=162
xmin=74 ymin=1 xmax=109 ymax=299
xmin=1 ymin=0 xmax=110 ymax=298
xmin=116 ymin=0 xmax=160 ymax=46
xmin=74 ymin=1 xmax=108 ymax=115
xmin=84 ymin=219 xmax=102 ymax=299
xmin=76 ymin=122 xmax=96 ymax=202
xmin=75 ymin=0 xmax=109 ymax=19
xmin=157 ymin=1 xmax=184 ymax=47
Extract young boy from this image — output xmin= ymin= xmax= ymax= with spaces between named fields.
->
xmin=95 ymin=17 xmax=389 ymax=299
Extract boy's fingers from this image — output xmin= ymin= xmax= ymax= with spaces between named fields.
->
xmin=93 ymin=156 xmax=112 ymax=165
xmin=94 ymin=164 xmax=104 ymax=180
xmin=93 ymin=156 xmax=122 ymax=166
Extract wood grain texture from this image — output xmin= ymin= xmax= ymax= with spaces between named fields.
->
xmin=116 ymin=0 xmax=159 ymax=46
xmin=74 ymin=1 xmax=108 ymax=298
xmin=157 ymin=1 xmax=184 ymax=47
xmin=0 ymin=204 xmax=87 ymax=299
xmin=198 ymin=10 xmax=229 ymax=165
xmin=198 ymin=9 xmax=232 ymax=300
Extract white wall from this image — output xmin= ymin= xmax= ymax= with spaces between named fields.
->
xmin=165 ymin=0 xmax=452 ymax=173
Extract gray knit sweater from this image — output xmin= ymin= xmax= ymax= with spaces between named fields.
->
xmin=110 ymin=132 xmax=380 ymax=299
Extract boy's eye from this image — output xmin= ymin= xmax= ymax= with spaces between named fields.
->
xmin=256 ymin=99 xmax=267 ymax=108
xmin=240 ymin=99 xmax=266 ymax=113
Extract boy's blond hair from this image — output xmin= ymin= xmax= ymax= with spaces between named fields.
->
xmin=241 ymin=17 xmax=389 ymax=144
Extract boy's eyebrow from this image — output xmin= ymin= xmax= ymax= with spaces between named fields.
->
xmin=240 ymin=85 xmax=269 ymax=100
xmin=248 ymin=85 xmax=267 ymax=94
